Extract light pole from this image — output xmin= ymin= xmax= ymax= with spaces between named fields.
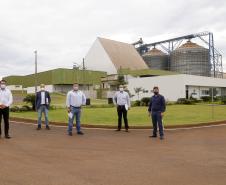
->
xmin=34 ymin=50 xmax=38 ymax=93
xmin=211 ymin=87 xmax=214 ymax=120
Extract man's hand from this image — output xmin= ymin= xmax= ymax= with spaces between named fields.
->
xmin=0 ymin=104 xmax=6 ymax=109
xmin=161 ymin=112 xmax=164 ymax=117
xmin=67 ymin=107 xmax=71 ymax=113
xmin=148 ymin=112 xmax=151 ymax=117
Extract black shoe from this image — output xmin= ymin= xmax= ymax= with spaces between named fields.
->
xmin=5 ymin=135 xmax=11 ymax=139
xmin=149 ymin=135 xmax=157 ymax=138
xmin=115 ymin=129 xmax=121 ymax=132
xmin=68 ymin=132 xmax=73 ymax=136
xmin=37 ymin=125 xmax=41 ymax=130
xmin=46 ymin=125 xmax=50 ymax=130
xmin=77 ymin=131 xmax=84 ymax=135
xmin=160 ymin=136 xmax=164 ymax=140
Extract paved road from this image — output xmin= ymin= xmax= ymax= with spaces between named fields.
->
xmin=0 ymin=122 xmax=226 ymax=185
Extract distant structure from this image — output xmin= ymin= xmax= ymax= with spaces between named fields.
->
xmin=170 ymin=40 xmax=210 ymax=76
xmin=142 ymin=47 xmax=168 ymax=70
xmin=84 ymin=37 xmax=148 ymax=74
xmin=3 ymin=68 xmax=106 ymax=98
xmin=134 ymin=31 xmax=223 ymax=78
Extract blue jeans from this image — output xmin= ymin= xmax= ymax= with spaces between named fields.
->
xmin=151 ymin=111 xmax=164 ymax=136
xmin=68 ymin=107 xmax=81 ymax=133
xmin=38 ymin=105 xmax=49 ymax=126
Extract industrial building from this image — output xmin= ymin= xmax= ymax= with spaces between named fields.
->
xmin=3 ymin=68 xmax=106 ymax=98
xmin=142 ymin=47 xmax=169 ymax=70
xmin=84 ymin=32 xmax=226 ymax=101
xmin=127 ymin=74 xmax=226 ymax=101
xmin=170 ymin=40 xmax=210 ymax=76
xmin=84 ymin=37 xmax=148 ymax=74
xmin=135 ymin=31 xmax=223 ymax=78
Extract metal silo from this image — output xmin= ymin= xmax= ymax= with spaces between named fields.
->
xmin=170 ymin=40 xmax=211 ymax=76
xmin=142 ymin=48 xmax=169 ymax=70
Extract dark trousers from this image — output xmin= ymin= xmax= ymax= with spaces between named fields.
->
xmin=151 ymin=111 xmax=164 ymax=136
xmin=117 ymin=105 xmax=129 ymax=130
xmin=0 ymin=107 xmax=10 ymax=136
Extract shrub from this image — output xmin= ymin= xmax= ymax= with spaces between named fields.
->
xmin=214 ymin=96 xmax=221 ymax=102
xmin=132 ymin=100 xmax=141 ymax=107
xmin=201 ymin=96 xmax=211 ymax=102
xmin=23 ymin=94 xmax=36 ymax=110
xmin=176 ymin=98 xmax=194 ymax=105
xmin=20 ymin=105 xmax=32 ymax=111
xmin=166 ymin=101 xmax=176 ymax=105
xmin=49 ymin=105 xmax=57 ymax=110
xmin=10 ymin=106 xmax=20 ymax=112
xmin=221 ymin=96 xmax=226 ymax=105
xmin=140 ymin=97 xmax=150 ymax=106
xmin=190 ymin=97 xmax=198 ymax=103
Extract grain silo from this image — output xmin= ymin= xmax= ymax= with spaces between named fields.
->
xmin=142 ymin=48 xmax=169 ymax=70
xmin=170 ymin=40 xmax=211 ymax=76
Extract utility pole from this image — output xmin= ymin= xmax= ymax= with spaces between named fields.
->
xmin=211 ymin=87 xmax=214 ymax=120
xmin=82 ymin=58 xmax=85 ymax=90
xmin=34 ymin=50 xmax=38 ymax=93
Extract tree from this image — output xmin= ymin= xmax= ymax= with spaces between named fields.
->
xmin=117 ymin=74 xmax=126 ymax=86
xmin=134 ymin=87 xmax=143 ymax=100
xmin=142 ymin=89 xmax=149 ymax=96
xmin=23 ymin=94 xmax=36 ymax=111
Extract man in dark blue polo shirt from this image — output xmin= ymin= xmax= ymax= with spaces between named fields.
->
xmin=148 ymin=86 xmax=166 ymax=140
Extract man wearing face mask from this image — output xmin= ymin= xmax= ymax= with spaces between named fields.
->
xmin=35 ymin=84 xmax=51 ymax=130
xmin=148 ymin=86 xmax=166 ymax=140
xmin=113 ymin=85 xmax=131 ymax=132
xmin=66 ymin=83 xmax=86 ymax=136
xmin=0 ymin=80 xmax=13 ymax=139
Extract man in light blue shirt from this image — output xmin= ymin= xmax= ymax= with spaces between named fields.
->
xmin=66 ymin=83 xmax=86 ymax=136
xmin=113 ymin=85 xmax=131 ymax=132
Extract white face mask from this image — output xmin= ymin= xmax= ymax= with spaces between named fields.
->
xmin=119 ymin=87 xmax=124 ymax=92
xmin=0 ymin=84 xmax=6 ymax=89
xmin=73 ymin=86 xmax=79 ymax=91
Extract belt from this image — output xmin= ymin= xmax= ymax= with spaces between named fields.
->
xmin=71 ymin=105 xmax=81 ymax=108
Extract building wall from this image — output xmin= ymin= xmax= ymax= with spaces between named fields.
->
xmin=53 ymin=85 xmax=97 ymax=99
xmin=25 ymin=85 xmax=55 ymax=94
xmin=7 ymin=85 xmax=23 ymax=91
xmin=25 ymin=84 xmax=97 ymax=99
xmin=128 ymin=74 xmax=226 ymax=101
xmin=128 ymin=76 xmax=185 ymax=101
xmin=84 ymin=39 xmax=118 ymax=75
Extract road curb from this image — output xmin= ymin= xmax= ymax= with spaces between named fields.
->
xmin=10 ymin=117 xmax=226 ymax=129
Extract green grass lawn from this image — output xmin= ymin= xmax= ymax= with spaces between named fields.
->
xmin=11 ymin=104 xmax=226 ymax=126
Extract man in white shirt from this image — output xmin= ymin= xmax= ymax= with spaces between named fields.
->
xmin=0 ymin=80 xmax=13 ymax=139
xmin=113 ymin=85 xmax=131 ymax=132
xmin=66 ymin=83 xmax=86 ymax=136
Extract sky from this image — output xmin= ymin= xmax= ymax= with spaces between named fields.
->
xmin=1 ymin=0 xmax=226 ymax=78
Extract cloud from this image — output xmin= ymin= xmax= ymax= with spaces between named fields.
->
xmin=0 ymin=0 xmax=226 ymax=78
